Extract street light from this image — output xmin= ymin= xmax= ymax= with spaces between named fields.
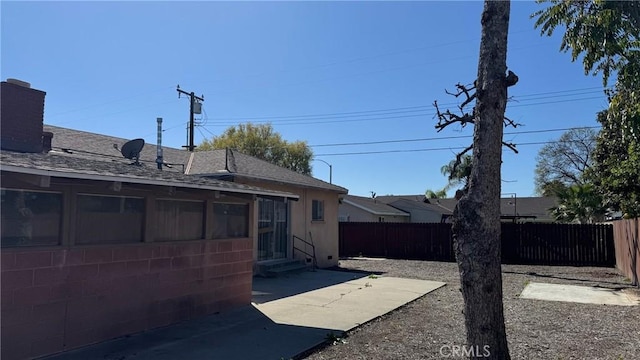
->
xmin=315 ymin=159 xmax=332 ymax=184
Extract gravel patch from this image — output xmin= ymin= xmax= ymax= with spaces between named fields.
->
xmin=303 ymin=259 xmax=640 ymax=360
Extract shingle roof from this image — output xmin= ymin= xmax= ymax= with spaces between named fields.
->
xmin=44 ymin=125 xmax=191 ymax=173
xmin=44 ymin=125 xmax=347 ymax=194
xmin=376 ymin=194 xmax=430 ymax=204
xmin=342 ymin=195 xmax=409 ymax=216
xmin=387 ymin=198 xmax=453 ymax=215
xmin=0 ymin=150 xmax=298 ymax=199
xmin=497 ymin=196 xmax=557 ymax=220
xmin=379 ymin=195 xmax=558 ymax=220
xmin=189 ymin=149 xmax=347 ymax=193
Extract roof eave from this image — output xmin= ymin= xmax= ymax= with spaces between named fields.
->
xmin=1 ymin=164 xmax=299 ymax=200
xmin=343 ymin=199 xmax=410 ymax=216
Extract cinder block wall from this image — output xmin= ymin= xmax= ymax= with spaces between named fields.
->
xmin=0 ymin=239 xmax=253 ymax=360
xmin=0 ymin=81 xmax=46 ymax=153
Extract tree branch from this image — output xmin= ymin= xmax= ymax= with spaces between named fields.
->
xmin=449 ymin=145 xmax=474 ymax=179
xmin=433 ymin=100 xmax=475 ymax=132
xmin=444 ymin=83 xmax=478 ymax=109
xmin=503 ymin=116 xmax=522 ymax=128
xmin=502 ymin=141 xmax=518 ymax=154
xmin=434 ymin=71 xmax=520 ymax=176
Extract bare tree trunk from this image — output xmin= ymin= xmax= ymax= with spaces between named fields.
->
xmin=452 ymin=1 xmax=511 ymax=359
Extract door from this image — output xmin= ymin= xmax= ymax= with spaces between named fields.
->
xmin=257 ymin=198 xmax=289 ymax=261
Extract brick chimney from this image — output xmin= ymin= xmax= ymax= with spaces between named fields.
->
xmin=1 ymin=79 xmax=47 ymax=153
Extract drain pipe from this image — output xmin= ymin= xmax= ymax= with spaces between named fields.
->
xmin=156 ymin=117 xmax=163 ymax=170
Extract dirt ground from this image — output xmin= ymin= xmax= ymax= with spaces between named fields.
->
xmin=303 ymin=258 xmax=640 ymax=360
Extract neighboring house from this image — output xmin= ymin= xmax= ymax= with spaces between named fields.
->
xmin=339 ymin=195 xmax=410 ymax=222
xmin=376 ymin=194 xmax=558 ymax=223
xmin=0 ymin=79 xmax=343 ymax=359
xmin=386 ymin=198 xmax=452 ymax=223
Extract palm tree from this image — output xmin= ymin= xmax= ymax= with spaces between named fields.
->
xmin=440 ymin=155 xmax=473 ymax=192
xmin=425 ymin=189 xmax=448 ymax=199
xmin=551 ymin=184 xmax=605 ymax=224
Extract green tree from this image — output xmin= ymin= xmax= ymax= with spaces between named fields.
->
xmin=425 ymin=189 xmax=447 ymax=199
xmin=589 ymin=105 xmax=640 ymax=217
xmin=440 ymin=154 xmax=473 ymax=192
xmin=551 ymin=184 xmax=605 ymax=224
xmin=533 ymin=0 xmax=640 ymax=217
xmin=540 ymin=179 xmax=568 ymax=197
xmin=532 ymin=0 xmax=640 ymax=85
xmin=198 ymin=123 xmax=313 ymax=175
xmin=534 ymin=128 xmax=596 ymax=194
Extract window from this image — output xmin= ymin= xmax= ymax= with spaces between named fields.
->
xmin=76 ymin=194 xmax=144 ymax=244
xmin=1 ymin=189 xmax=62 ymax=247
xmin=155 ymin=199 xmax=205 ymax=241
xmin=213 ymin=203 xmax=249 ymax=239
xmin=312 ymin=200 xmax=324 ymax=221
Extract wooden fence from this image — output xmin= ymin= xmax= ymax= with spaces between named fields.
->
xmin=612 ymin=218 xmax=639 ymax=285
xmin=339 ymin=222 xmax=615 ymax=267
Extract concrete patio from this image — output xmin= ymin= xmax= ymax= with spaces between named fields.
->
xmin=42 ymin=269 xmax=445 ymax=360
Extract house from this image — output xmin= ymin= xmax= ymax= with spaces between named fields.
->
xmin=339 ymin=195 xmax=410 ymax=222
xmin=0 ymin=79 xmax=345 ymax=359
xmin=424 ymin=196 xmax=558 ymax=222
xmin=44 ymin=126 xmax=348 ymax=269
xmin=385 ymin=198 xmax=453 ymax=223
xmin=339 ymin=195 xmax=453 ymax=223
xmin=374 ymin=194 xmax=558 ymax=223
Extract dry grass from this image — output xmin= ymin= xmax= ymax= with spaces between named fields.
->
xmin=303 ymin=259 xmax=640 ymax=360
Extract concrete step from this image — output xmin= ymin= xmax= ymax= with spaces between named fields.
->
xmin=257 ymin=259 xmax=310 ymax=277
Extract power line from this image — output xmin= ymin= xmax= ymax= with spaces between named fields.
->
xmin=314 ymin=139 xmax=597 ymax=157
xmin=309 ymin=126 xmax=602 ymax=148
xmin=179 ymin=125 xmax=600 ymax=154
xmin=205 ymin=95 xmax=605 ymax=127
xmin=206 ymin=87 xmax=605 ymax=122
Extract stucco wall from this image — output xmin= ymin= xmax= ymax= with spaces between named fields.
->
xmin=240 ymin=180 xmax=341 ymax=268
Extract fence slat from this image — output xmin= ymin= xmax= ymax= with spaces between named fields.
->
xmin=338 ymin=222 xmax=615 ymax=266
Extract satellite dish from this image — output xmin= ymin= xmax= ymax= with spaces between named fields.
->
xmin=121 ymin=138 xmax=145 ymax=165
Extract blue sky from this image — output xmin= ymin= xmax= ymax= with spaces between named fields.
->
xmin=1 ymin=1 xmax=608 ymax=198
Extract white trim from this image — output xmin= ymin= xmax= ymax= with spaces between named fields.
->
xmin=1 ymin=165 xmax=299 ymax=200
xmin=343 ymin=198 xmax=410 ymax=217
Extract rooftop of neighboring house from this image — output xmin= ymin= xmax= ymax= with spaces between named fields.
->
xmin=342 ymin=195 xmax=410 ymax=217
xmin=386 ymin=198 xmax=453 ymax=215
xmin=376 ymin=194 xmax=558 ymax=221
xmin=44 ymin=124 xmax=347 ymax=194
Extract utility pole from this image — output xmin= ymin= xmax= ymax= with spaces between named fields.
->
xmin=177 ymin=85 xmax=204 ymax=152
